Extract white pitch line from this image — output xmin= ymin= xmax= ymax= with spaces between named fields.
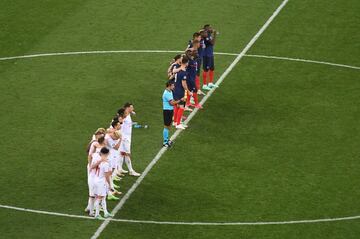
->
xmin=1 ymin=50 xmax=359 ymax=71
xmin=246 ymin=54 xmax=360 ymax=70
xmin=1 ymin=204 xmax=359 ymax=226
xmin=90 ymin=0 xmax=290 ymax=238
xmin=0 ymin=50 xmax=237 ymax=61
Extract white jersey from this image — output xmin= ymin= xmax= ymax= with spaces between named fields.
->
xmin=95 ymin=161 xmax=111 ymax=183
xmin=121 ymin=114 xmax=132 ymax=140
xmin=88 ymin=153 xmax=101 ymax=178
xmin=105 ymin=134 xmax=120 ymax=154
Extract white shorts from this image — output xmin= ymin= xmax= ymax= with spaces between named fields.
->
xmin=88 ymin=176 xmax=95 ymax=197
xmin=120 ymin=138 xmax=131 ymax=154
xmin=109 ymin=153 xmax=119 ymax=169
xmin=93 ymin=180 xmax=108 ymax=197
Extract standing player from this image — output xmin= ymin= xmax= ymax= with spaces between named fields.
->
xmin=202 ymin=24 xmax=218 ymax=90
xmin=187 ymin=32 xmax=206 ymax=96
xmin=105 ymin=121 xmax=122 ymax=200
xmin=185 ymin=48 xmax=202 ymax=109
xmin=162 ymin=80 xmax=182 ymax=147
xmin=173 ymin=56 xmax=190 ymax=130
xmin=120 ymin=102 xmax=141 ymax=176
xmin=167 ymin=54 xmax=182 ymax=82
xmin=92 ymin=147 xmax=114 ymax=219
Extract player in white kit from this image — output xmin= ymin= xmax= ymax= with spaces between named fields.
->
xmin=105 ymin=120 xmax=122 ymax=200
xmin=85 ymin=135 xmax=106 ymax=214
xmin=91 ymin=147 xmax=114 ymax=219
xmin=120 ymin=102 xmax=141 ymax=176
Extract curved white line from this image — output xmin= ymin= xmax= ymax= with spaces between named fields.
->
xmin=0 ymin=50 xmax=358 ymax=71
xmin=1 ymin=204 xmax=359 ymax=226
xmin=0 ymin=50 xmax=237 ymax=61
xmin=246 ymin=54 xmax=360 ymax=70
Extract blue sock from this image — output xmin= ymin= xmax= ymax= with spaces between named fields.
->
xmin=163 ymin=128 xmax=169 ymax=144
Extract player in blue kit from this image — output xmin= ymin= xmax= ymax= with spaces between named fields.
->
xmin=187 ymin=32 xmax=206 ymax=96
xmin=173 ymin=56 xmax=190 ymax=130
xmin=162 ymin=80 xmax=182 ymax=147
xmin=185 ymin=49 xmax=202 ymax=110
xmin=202 ymin=24 xmax=218 ymax=90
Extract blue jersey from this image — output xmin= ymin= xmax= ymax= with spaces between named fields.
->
xmin=186 ymin=58 xmax=197 ymax=81
xmin=204 ymin=34 xmax=214 ymax=57
xmin=162 ymin=89 xmax=174 ymax=110
xmin=188 ymin=39 xmax=205 ymax=58
xmin=173 ymin=70 xmax=187 ymax=99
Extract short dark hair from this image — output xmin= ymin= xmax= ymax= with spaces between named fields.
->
xmin=193 ymin=32 xmax=201 ymax=38
xmin=100 ymin=147 xmax=109 ymax=155
xmin=203 ymin=24 xmax=210 ymax=29
xmin=98 ymin=135 xmax=105 ymax=144
xmin=166 ymin=80 xmax=174 ymax=87
xmin=117 ymin=108 xmax=125 ymax=117
xmin=181 ymin=56 xmax=189 ymax=64
xmin=111 ymin=119 xmax=120 ymax=128
xmin=173 ymin=54 xmax=182 ymax=61
xmin=123 ymin=102 xmax=133 ymax=109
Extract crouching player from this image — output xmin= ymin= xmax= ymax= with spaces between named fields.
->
xmin=92 ymin=147 xmax=114 ymax=219
xmin=162 ymin=80 xmax=183 ymax=147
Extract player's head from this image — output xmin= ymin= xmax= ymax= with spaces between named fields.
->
xmin=94 ymin=128 xmax=106 ymax=139
xmin=166 ymin=80 xmax=175 ymax=90
xmin=173 ymin=54 xmax=182 ymax=64
xmin=192 ymin=39 xmax=200 ymax=50
xmin=117 ymin=107 xmax=125 ymax=117
xmin=199 ymin=29 xmax=207 ymax=38
xmin=181 ymin=55 xmax=189 ymax=66
xmin=192 ymin=32 xmax=201 ymax=41
xmin=185 ymin=49 xmax=192 ymax=59
xmin=123 ymin=102 xmax=134 ymax=114
xmin=100 ymin=147 xmax=110 ymax=156
xmin=111 ymin=119 xmax=121 ymax=130
xmin=203 ymin=24 xmax=211 ymax=31
xmin=97 ymin=135 xmax=105 ymax=144
xmin=112 ymin=130 xmax=121 ymax=140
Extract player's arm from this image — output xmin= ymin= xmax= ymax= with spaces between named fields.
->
xmin=210 ymin=30 xmax=217 ymax=45
xmin=105 ymin=170 xmax=112 ymax=186
xmin=182 ymin=79 xmax=192 ymax=96
xmin=90 ymin=158 xmax=102 ymax=169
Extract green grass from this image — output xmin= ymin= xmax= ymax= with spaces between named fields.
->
xmin=0 ymin=0 xmax=359 ymax=238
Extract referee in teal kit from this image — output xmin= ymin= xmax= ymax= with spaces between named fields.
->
xmin=162 ymin=80 xmax=181 ymax=147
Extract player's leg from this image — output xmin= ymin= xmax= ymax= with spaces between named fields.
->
xmin=175 ymin=101 xmax=187 ymax=129
xmin=202 ymin=56 xmax=211 ymax=91
xmin=163 ymin=110 xmax=173 ymax=147
xmin=208 ymin=56 xmax=217 ymax=88
xmin=196 ymin=59 xmax=205 ymax=95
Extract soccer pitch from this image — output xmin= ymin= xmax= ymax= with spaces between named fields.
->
xmin=0 ymin=0 xmax=359 ymax=238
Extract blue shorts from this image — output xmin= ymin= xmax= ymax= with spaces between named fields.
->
xmin=203 ymin=56 xmax=215 ymax=71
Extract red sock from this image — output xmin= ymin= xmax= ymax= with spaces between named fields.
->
xmin=209 ymin=70 xmax=214 ymax=83
xmin=195 ymin=76 xmax=200 ymax=89
xmin=202 ymin=71 xmax=208 ymax=85
xmin=193 ymin=92 xmax=199 ymax=105
xmin=186 ymin=94 xmax=191 ymax=106
xmin=176 ymin=108 xmax=184 ymax=125
xmin=173 ymin=105 xmax=178 ymax=123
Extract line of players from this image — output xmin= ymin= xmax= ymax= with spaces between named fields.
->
xmin=163 ymin=25 xmax=218 ymax=145
xmin=85 ymin=103 xmax=141 ymax=219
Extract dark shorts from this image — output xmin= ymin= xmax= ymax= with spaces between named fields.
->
xmin=187 ymin=79 xmax=197 ymax=92
xmin=196 ymin=58 xmax=202 ymax=76
xmin=163 ymin=110 xmax=173 ymax=126
xmin=203 ymin=56 xmax=215 ymax=71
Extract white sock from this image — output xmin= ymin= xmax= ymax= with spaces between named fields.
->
xmin=86 ymin=197 xmax=91 ymax=210
xmin=94 ymin=199 xmax=100 ymax=217
xmin=101 ymin=198 xmax=109 ymax=215
xmin=89 ymin=197 xmax=95 ymax=214
xmin=125 ymin=156 xmax=134 ymax=172
xmin=119 ymin=156 xmax=125 ymax=171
